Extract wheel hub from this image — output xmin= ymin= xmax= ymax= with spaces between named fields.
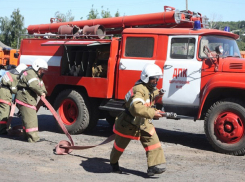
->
xmin=214 ymin=112 xmax=244 ymax=144
xmin=59 ymin=99 xmax=78 ymax=125
xmin=224 ymin=123 xmax=232 ymax=132
xmin=68 ymin=108 xmax=76 ymax=119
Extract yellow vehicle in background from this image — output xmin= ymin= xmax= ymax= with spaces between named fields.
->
xmin=0 ymin=42 xmax=19 ymax=68
xmin=240 ymin=51 xmax=245 ymax=58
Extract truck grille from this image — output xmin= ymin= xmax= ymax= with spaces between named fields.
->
xmin=229 ymin=63 xmax=243 ymax=69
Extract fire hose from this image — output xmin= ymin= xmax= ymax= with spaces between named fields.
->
xmin=7 ymin=96 xmax=178 ymax=155
xmin=39 ymin=96 xmax=116 ymax=155
xmin=7 ymin=96 xmax=116 ymax=155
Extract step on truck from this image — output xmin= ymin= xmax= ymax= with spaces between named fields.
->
xmin=18 ymin=6 xmax=245 ymax=155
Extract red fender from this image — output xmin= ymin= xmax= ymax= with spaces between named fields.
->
xmin=198 ymin=73 xmax=245 ymax=119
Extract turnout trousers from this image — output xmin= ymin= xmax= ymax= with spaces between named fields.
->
xmin=18 ymin=104 xmax=39 ymax=142
xmin=0 ymin=102 xmax=10 ymax=134
xmin=110 ymin=129 xmax=166 ymax=167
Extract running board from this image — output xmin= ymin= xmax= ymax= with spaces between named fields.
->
xmin=99 ymin=99 xmax=125 ymax=112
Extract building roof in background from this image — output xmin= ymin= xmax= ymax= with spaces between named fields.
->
xmin=0 ymin=41 xmax=12 ymax=50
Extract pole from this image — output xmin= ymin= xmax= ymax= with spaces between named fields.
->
xmin=186 ymin=0 xmax=188 ymax=11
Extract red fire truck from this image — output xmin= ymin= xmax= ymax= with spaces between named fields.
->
xmin=19 ymin=6 xmax=245 ymax=155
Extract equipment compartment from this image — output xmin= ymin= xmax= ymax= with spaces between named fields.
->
xmin=61 ymin=44 xmax=110 ymax=78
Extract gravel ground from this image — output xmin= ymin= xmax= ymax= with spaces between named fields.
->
xmin=0 ymin=107 xmax=245 ymax=182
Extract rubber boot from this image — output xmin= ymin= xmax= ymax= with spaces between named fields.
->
xmin=147 ymin=165 xmax=166 ymax=176
xmin=110 ymin=162 xmax=122 ymax=174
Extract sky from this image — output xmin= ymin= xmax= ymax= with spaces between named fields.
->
xmin=1 ymin=0 xmax=245 ymax=28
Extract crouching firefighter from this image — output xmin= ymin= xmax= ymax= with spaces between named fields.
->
xmin=0 ymin=63 xmax=28 ymax=135
xmin=110 ymin=64 xmax=166 ymax=176
xmin=16 ymin=58 xmax=48 ymax=142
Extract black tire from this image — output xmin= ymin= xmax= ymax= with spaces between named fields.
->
xmin=85 ymin=98 xmax=100 ymax=132
xmin=204 ymin=98 xmax=245 ymax=155
xmin=53 ymin=89 xmax=89 ymax=134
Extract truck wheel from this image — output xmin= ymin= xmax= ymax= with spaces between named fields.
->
xmin=85 ymin=98 xmax=100 ymax=132
xmin=54 ymin=89 xmax=89 ymax=134
xmin=204 ymin=98 xmax=245 ymax=155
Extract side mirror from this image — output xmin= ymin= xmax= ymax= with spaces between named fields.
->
xmin=215 ymin=45 xmax=224 ymax=55
xmin=14 ymin=53 xmax=19 ymax=58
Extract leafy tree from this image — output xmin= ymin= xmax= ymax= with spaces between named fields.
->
xmin=87 ymin=5 xmax=120 ymax=20
xmin=101 ymin=6 xmax=112 ymax=18
xmin=54 ymin=10 xmax=74 ymax=22
xmin=115 ymin=10 xmax=120 ymax=17
xmin=238 ymin=40 xmax=245 ymax=47
xmin=87 ymin=5 xmax=99 ymax=20
xmin=0 ymin=9 xmax=25 ymax=48
xmin=0 ymin=17 xmax=10 ymax=41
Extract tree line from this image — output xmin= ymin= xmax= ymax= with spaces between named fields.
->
xmin=1 ymin=7 xmax=245 ymax=51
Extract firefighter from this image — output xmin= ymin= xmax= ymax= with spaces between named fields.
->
xmin=0 ymin=63 xmax=28 ymax=135
xmin=16 ymin=58 xmax=48 ymax=142
xmin=110 ymin=64 xmax=166 ymax=176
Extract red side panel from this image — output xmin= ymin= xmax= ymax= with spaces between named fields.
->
xmin=19 ymin=38 xmax=117 ymax=99
xmin=20 ymin=39 xmax=63 ymax=56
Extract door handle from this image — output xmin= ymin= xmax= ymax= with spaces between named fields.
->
xmin=119 ymin=62 xmax=126 ymax=70
xmin=164 ymin=65 xmax=173 ymax=69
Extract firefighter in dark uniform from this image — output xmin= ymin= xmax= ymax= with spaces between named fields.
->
xmin=16 ymin=58 xmax=48 ymax=142
xmin=110 ymin=64 xmax=166 ymax=176
xmin=0 ymin=63 xmax=27 ymax=135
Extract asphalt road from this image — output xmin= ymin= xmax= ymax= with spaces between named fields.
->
xmin=0 ymin=107 xmax=244 ymax=182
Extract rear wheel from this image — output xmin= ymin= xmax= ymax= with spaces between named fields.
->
xmin=204 ymin=98 xmax=245 ymax=155
xmin=85 ymin=98 xmax=100 ymax=132
xmin=54 ymin=89 xmax=89 ymax=134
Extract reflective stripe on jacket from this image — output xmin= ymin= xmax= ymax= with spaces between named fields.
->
xmin=16 ymin=69 xmax=47 ymax=106
xmin=113 ymin=83 xmax=160 ymax=139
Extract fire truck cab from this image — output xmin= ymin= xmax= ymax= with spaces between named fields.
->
xmin=18 ymin=6 xmax=245 ymax=155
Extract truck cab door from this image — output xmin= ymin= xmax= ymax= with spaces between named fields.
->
xmin=116 ymin=35 xmax=162 ymax=100
xmin=162 ymin=36 xmax=202 ymax=115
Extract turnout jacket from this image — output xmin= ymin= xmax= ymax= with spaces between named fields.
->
xmin=113 ymin=81 xmax=160 ymax=140
xmin=16 ymin=69 xmax=47 ymax=106
xmin=0 ymin=70 xmax=20 ymax=103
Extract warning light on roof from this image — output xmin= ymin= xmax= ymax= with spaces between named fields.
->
xmin=193 ymin=20 xmax=201 ymax=30
xmin=224 ymin=26 xmax=230 ymax=32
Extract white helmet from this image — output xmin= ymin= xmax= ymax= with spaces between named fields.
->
xmin=32 ymin=58 xmax=48 ymax=71
xmin=16 ymin=63 xmax=28 ymax=73
xmin=140 ymin=64 xmax=163 ymax=83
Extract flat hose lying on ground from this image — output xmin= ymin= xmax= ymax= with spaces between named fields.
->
xmin=7 ymin=96 xmax=115 ymax=155
xmin=39 ymin=96 xmax=115 ymax=155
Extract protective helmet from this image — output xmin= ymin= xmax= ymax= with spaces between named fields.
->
xmin=32 ymin=58 xmax=48 ymax=71
xmin=140 ymin=64 xmax=163 ymax=83
xmin=16 ymin=63 xmax=28 ymax=73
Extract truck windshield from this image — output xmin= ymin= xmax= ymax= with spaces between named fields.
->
xmin=199 ymin=35 xmax=241 ymax=58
